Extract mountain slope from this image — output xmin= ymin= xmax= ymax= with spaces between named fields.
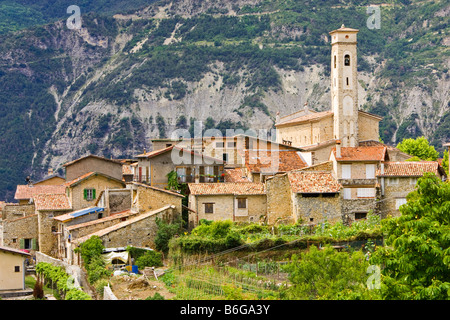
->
xmin=0 ymin=0 xmax=448 ymax=201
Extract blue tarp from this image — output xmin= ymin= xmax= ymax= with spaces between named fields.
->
xmin=70 ymin=206 xmax=104 ymax=218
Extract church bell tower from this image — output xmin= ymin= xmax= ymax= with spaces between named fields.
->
xmin=329 ymin=25 xmax=359 ymax=147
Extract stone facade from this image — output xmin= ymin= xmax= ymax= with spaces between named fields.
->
xmin=131 ymin=183 xmax=183 ymax=216
xmin=188 ymin=193 xmax=267 ymax=227
xmin=2 ymin=204 xmax=35 ymax=221
xmin=67 ymin=173 xmax=125 ymax=211
xmin=293 ymin=193 xmax=342 ymax=224
xmin=380 ymin=176 xmax=417 ymax=219
xmin=2 ymin=214 xmax=38 ymax=254
xmin=265 ymin=174 xmax=294 ymax=225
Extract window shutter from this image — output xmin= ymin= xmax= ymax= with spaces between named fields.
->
xmin=83 ymin=189 xmax=87 ymax=200
xmin=32 ymin=238 xmax=37 ymax=250
xmin=92 ymin=189 xmax=96 ymax=199
xmin=19 ymin=239 xmax=24 ymax=249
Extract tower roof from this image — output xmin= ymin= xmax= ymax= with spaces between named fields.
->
xmin=329 ymin=24 xmax=359 ymax=34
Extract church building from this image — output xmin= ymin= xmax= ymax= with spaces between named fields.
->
xmin=275 ymin=25 xmax=382 ymax=164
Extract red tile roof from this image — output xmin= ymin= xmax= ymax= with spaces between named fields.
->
xmin=287 ymin=171 xmax=342 ymax=193
xmin=333 ymin=146 xmax=387 ymax=162
xmin=62 ymin=154 xmax=123 ymax=167
xmin=33 ymin=193 xmax=72 ymax=211
xmin=245 ymin=150 xmax=307 ymax=173
xmin=14 ymin=184 xmax=66 ymax=200
xmin=224 ymin=168 xmax=250 ymax=183
xmin=188 ymin=182 xmax=265 ymax=195
xmin=377 ymin=161 xmax=444 ymax=177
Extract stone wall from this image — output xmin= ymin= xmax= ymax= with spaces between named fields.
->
xmin=109 ymin=190 xmax=132 ymax=213
xmin=134 ymin=184 xmax=183 ymax=216
xmin=358 ymin=113 xmax=380 ymax=142
xmin=2 ymin=214 xmax=38 ymax=254
xmin=265 ymin=174 xmax=294 ymax=225
xmin=38 ymin=210 xmax=70 ymax=257
xmin=293 ymin=193 xmax=341 ymax=224
xmin=189 ymin=194 xmax=266 ymax=226
xmin=2 ymin=204 xmax=35 ymax=221
xmin=381 ymin=177 xmax=416 ymax=218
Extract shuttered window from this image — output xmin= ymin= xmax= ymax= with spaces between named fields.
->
xmin=366 ymin=164 xmax=375 ymax=179
xmin=84 ymin=189 xmax=96 ymax=201
xmin=342 ymin=164 xmax=352 ymax=179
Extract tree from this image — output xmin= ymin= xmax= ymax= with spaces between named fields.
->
xmin=396 ymin=136 xmax=439 ymax=161
xmin=166 ymin=170 xmax=180 ymax=190
xmin=370 ymin=173 xmax=450 ymax=299
xmin=442 ymin=149 xmax=449 ymax=175
xmin=283 ymin=245 xmax=381 ymax=300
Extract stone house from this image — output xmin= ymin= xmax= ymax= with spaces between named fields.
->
xmin=70 ymin=205 xmax=177 ymax=266
xmin=14 ymin=184 xmax=66 ymax=205
xmin=63 ymin=154 xmax=124 ymax=182
xmin=0 ymin=246 xmax=31 ymax=291
xmin=33 ymin=174 xmax=65 ymax=186
xmin=135 ymin=145 xmax=224 ymax=187
xmin=2 ymin=213 xmax=38 ymax=254
xmin=330 ymin=142 xmax=388 ymax=221
xmin=377 ymin=161 xmax=446 ymax=218
xmin=65 ymin=171 xmax=125 ymax=211
xmin=187 ymin=182 xmax=266 ymax=228
xmin=128 ymin=182 xmax=184 ymax=215
xmin=243 ymin=149 xmax=308 ymax=183
xmin=266 ymin=171 xmax=342 ymax=226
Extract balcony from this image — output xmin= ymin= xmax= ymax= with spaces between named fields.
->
xmin=338 ymin=178 xmax=377 ymax=186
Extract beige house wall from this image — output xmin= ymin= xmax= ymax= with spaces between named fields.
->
xmin=0 ymin=251 xmax=27 ymax=291
xmin=68 ymin=175 xmax=124 ymax=211
xmin=65 ymin=157 xmax=123 ymax=182
xmin=34 ymin=176 xmax=65 ymax=186
xmin=265 ymin=174 xmax=294 ymax=225
xmin=276 ymin=117 xmax=334 ymax=148
xmin=134 ymin=184 xmax=183 ymax=216
xmin=358 ymin=114 xmax=380 ymax=143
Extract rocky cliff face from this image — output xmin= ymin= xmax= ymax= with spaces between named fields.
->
xmin=0 ymin=0 xmax=448 ymax=200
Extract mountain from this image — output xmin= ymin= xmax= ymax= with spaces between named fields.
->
xmin=0 ymin=0 xmax=448 ymax=201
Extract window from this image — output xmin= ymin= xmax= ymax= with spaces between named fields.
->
xmin=410 ymin=177 xmax=418 ymax=185
xmin=227 ymin=141 xmax=236 ymax=148
xmin=237 ymin=198 xmax=247 ymax=209
xmin=23 ymin=238 xmax=32 ymax=250
xmin=357 ymin=188 xmax=376 ymax=198
xmin=14 ymin=266 xmax=20 ymax=273
xmin=204 ymin=203 xmax=214 ymax=214
xmin=389 ymin=178 xmax=399 ymax=185
xmin=51 ymin=226 xmax=57 ymax=233
xmin=343 ymin=188 xmax=352 ymax=199
xmin=366 ymin=164 xmax=375 ymax=179
xmin=84 ymin=188 xmax=96 ymax=201
xmin=342 ymin=164 xmax=352 ymax=179
xmin=216 ymin=142 xmax=224 ymax=148
xmin=355 ymin=212 xmax=367 ymax=220
xmin=166 ymin=144 xmax=172 ymax=148
xmin=395 ymin=198 xmax=407 ymax=210
xmin=223 ymin=153 xmax=228 ymax=162
xmin=344 ymin=54 xmax=350 ymax=66
xmin=302 ymin=193 xmax=320 ymax=198
xmin=346 ymin=77 xmax=349 ymax=86
xmin=334 ymin=55 xmax=336 ymax=68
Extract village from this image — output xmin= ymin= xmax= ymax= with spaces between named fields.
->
xmin=0 ymin=25 xmax=448 ymax=300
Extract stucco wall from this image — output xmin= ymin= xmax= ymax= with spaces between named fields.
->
xmin=65 ymin=157 xmax=123 ymax=182
xmin=0 ymin=251 xmax=27 ymax=290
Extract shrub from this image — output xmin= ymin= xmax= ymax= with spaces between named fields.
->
xmin=155 ymin=217 xmax=183 ymax=254
xmin=65 ymin=289 xmax=92 ymax=300
xmin=135 ymin=251 xmax=164 ymax=269
xmin=145 ymin=292 xmax=165 ymax=300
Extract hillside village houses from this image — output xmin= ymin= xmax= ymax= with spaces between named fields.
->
xmin=0 ymin=25 xmax=447 ymax=291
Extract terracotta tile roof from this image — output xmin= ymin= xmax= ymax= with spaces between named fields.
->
xmin=33 ymin=193 xmax=72 ymax=211
xmin=377 ymin=161 xmax=444 ymax=177
xmin=287 ymin=171 xmax=342 ymax=193
xmin=62 ymin=154 xmax=123 ymax=167
xmin=224 ymin=168 xmax=250 ymax=183
xmin=0 ymin=246 xmax=31 ymax=256
xmin=275 ymin=111 xmax=333 ymax=127
xmin=188 ymin=182 xmax=265 ymax=195
xmin=245 ymin=150 xmax=307 ymax=173
xmin=136 ymin=145 xmax=224 ymax=163
xmin=64 ymin=172 xmax=125 ymax=188
xmin=14 ymin=184 xmax=66 ymax=200
xmin=333 ymin=146 xmax=387 ymax=162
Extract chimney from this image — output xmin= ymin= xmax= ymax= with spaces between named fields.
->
xmin=275 ymin=111 xmax=280 ymax=124
xmin=336 ymin=140 xmax=341 ymax=158
xmin=48 ymin=168 xmax=54 ymax=176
